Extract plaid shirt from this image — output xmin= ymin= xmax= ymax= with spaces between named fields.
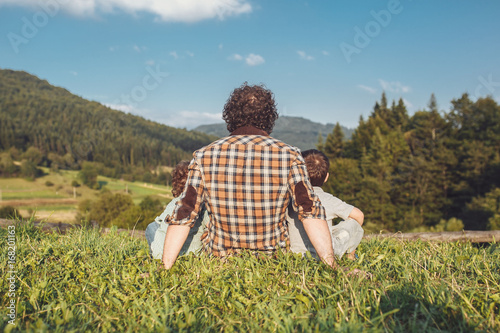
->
xmin=167 ymin=125 xmax=326 ymax=257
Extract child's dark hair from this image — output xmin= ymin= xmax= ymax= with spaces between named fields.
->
xmin=301 ymin=149 xmax=330 ymax=186
xmin=171 ymin=160 xmax=190 ymax=197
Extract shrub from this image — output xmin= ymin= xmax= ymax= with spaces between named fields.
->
xmin=20 ymin=160 xmax=43 ymax=180
xmin=411 ymin=217 xmax=464 ymax=232
xmin=0 ymin=205 xmax=20 ymax=219
xmin=78 ymin=162 xmax=98 ymax=188
xmin=81 ymin=192 xmax=134 ymax=227
xmin=0 ymin=153 xmax=19 ymax=177
xmin=110 ymin=196 xmax=164 ymax=230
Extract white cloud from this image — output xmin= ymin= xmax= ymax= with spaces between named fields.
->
xmin=322 ymin=50 xmax=329 ymax=56
xmin=228 ymin=53 xmax=243 ymax=61
xmin=357 ymin=84 xmax=376 ymax=94
xmin=228 ymin=53 xmax=265 ymax=66
xmin=145 ymin=59 xmax=155 ymax=65
xmin=169 ymin=51 xmax=179 ymax=59
xmin=379 ymin=79 xmax=411 ymax=93
xmin=69 ymin=71 xmax=78 ymax=76
xmin=104 ymin=103 xmax=136 ymax=113
xmin=245 ymin=53 xmax=265 ymax=66
xmin=133 ymin=45 xmax=147 ymax=53
xmin=164 ymin=111 xmax=223 ymax=129
xmin=218 ymin=43 xmax=224 ymax=50
xmin=104 ymin=103 xmax=157 ymax=119
xmin=186 ymin=51 xmax=194 ymax=57
xmin=0 ymin=0 xmax=252 ymax=22
xmin=297 ymin=50 xmax=314 ymax=61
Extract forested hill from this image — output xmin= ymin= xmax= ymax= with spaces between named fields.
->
xmin=0 ymin=69 xmax=216 ymax=169
xmin=195 ymin=116 xmax=354 ymax=151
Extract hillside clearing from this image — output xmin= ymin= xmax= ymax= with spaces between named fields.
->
xmin=0 ymin=170 xmax=172 ymax=223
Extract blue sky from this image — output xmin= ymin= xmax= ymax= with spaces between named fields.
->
xmin=1 ymin=0 xmax=499 ymax=130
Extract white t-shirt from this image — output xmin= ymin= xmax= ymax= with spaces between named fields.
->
xmin=287 ymin=186 xmax=358 ymax=257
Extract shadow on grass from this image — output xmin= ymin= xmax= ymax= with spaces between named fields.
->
xmin=98 ymin=180 xmax=108 ymax=190
xmin=379 ymin=283 xmax=481 ymax=332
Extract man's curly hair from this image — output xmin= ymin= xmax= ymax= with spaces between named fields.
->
xmin=171 ymin=160 xmax=190 ymax=198
xmin=222 ymin=83 xmax=278 ymax=134
xmin=301 ymin=149 xmax=330 ymax=187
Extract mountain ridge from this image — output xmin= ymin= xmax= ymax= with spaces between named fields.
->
xmin=195 ymin=116 xmax=353 ymax=151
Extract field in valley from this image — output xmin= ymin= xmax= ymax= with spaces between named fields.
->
xmin=0 ymin=169 xmax=173 ymax=224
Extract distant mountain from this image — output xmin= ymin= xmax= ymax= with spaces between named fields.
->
xmin=195 ymin=116 xmax=353 ymax=151
xmin=0 ymin=69 xmax=216 ymax=167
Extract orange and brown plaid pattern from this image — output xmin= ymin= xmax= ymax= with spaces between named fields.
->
xmin=168 ymin=126 xmax=326 ymax=257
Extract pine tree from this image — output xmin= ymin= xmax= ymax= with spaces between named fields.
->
xmin=316 ymin=132 xmax=324 ymax=151
xmin=428 ymin=93 xmax=438 ymax=112
xmin=324 ymin=123 xmax=344 ymax=159
xmin=390 ymin=98 xmax=409 ymax=130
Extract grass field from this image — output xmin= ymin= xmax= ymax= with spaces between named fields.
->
xmin=1 ymin=220 xmax=499 ymax=332
xmin=0 ymin=170 xmax=172 ymax=223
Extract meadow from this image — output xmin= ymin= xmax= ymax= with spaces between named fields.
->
xmin=1 ymin=220 xmax=499 ymax=332
xmin=0 ymin=169 xmax=172 ymax=223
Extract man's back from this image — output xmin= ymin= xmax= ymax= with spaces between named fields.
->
xmin=174 ymin=126 xmax=325 ymax=256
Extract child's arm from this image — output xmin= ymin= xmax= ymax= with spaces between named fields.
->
xmin=348 ymin=207 xmax=364 ymax=226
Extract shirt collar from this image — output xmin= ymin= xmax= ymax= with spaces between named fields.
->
xmin=230 ymin=125 xmax=269 ymax=136
xmin=313 ymin=186 xmax=325 ymax=193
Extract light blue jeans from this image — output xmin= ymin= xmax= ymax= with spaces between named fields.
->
xmin=145 ymin=222 xmax=160 ymax=251
xmin=146 ymin=198 xmax=209 ymax=259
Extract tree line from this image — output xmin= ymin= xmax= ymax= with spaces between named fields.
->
xmin=319 ymin=93 xmax=500 ymax=232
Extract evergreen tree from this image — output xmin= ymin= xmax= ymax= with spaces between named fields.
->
xmin=316 ymin=132 xmax=324 ymax=151
xmin=465 ymin=187 xmax=500 ymax=230
xmin=389 ymin=98 xmax=409 ymax=129
xmin=324 ymin=123 xmax=344 ymax=160
xmin=323 ymin=157 xmax=362 ymax=205
xmin=428 ymin=93 xmax=438 ymax=112
xmin=371 ymin=92 xmax=390 ymax=124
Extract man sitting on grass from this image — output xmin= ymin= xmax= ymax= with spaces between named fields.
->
xmin=288 ymin=149 xmax=365 ymax=261
xmin=161 ymin=83 xmax=336 ymax=270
